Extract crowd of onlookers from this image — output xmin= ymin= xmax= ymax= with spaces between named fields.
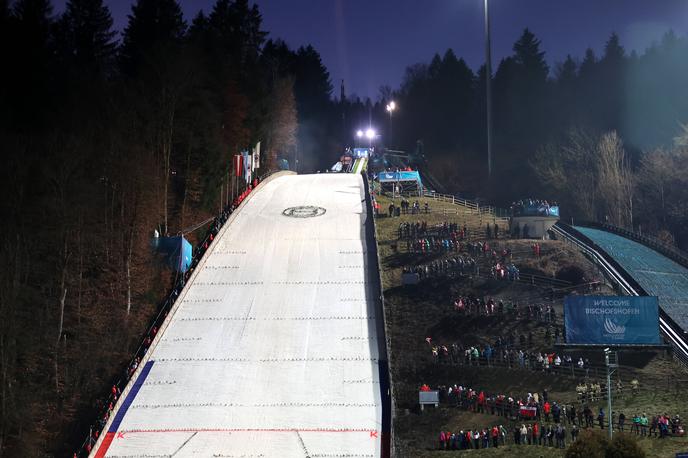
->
xmin=426 ymin=339 xmax=590 ymax=375
xmin=426 ymin=382 xmax=684 ymax=451
xmin=437 ymin=422 xmax=576 ymax=450
xmin=397 ymin=221 xmax=467 ymax=240
xmin=510 ymin=198 xmax=559 ymax=217
xmin=451 ymin=294 xmax=559 ymax=323
xmin=387 ymin=199 xmax=430 ymax=217
xmin=403 ymin=255 xmax=479 ymax=280
xmin=405 ymin=236 xmax=464 ymax=254
xmin=76 ymin=181 xmax=260 ymax=457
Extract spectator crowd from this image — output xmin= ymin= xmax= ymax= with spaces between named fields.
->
xmin=426 ymin=382 xmax=684 ymax=451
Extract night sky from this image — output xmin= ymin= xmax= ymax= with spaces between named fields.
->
xmin=53 ymin=0 xmax=688 ymax=99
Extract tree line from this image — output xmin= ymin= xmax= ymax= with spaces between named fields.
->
xmin=0 ymin=0 xmax=337 ymax=454
xmin=371 ymin=29 xmax=688 ymax=247
xmin=2 ymin=2 xmax=688 ymax=454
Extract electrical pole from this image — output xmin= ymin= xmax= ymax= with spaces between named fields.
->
xmin=484 ymin=0 xmax=493 ymax=179
xmin=605 ymin=348 xmax=617 ymax=440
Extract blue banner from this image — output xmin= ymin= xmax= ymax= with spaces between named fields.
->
xmin=378 ymin=171 xmax=421 ymax=182
xmin=564 ymin=296 xmax=660 ymax=345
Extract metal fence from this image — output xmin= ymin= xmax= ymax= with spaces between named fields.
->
xmin=422 ymin=190 xmax=512 ymax=221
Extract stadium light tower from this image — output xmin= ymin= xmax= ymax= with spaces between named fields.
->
xmin=355 ymin=129 xmax=364 ymax=147
xmin=386 ymin=101 xmax=397 ymax=147
xmin=365 ymin=128 xmax=377 ymax=147
xmin=484 ymin=0 xmax=493 ymax=179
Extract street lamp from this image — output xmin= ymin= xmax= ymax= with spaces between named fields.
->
xmin=386 ymin=101 xmax=397 ymax=147
xmin=484 ymin=0 xmax=493 ymax=179
xmin=355 ymin=129 xmax=364 ymax=147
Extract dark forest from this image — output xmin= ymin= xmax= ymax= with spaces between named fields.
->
xmin=1 ymin=0 xmax=688 ymax=455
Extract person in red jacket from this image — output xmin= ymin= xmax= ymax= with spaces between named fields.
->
xmin=478 ymin=391 xmax=486 ymax=413
xmin=533 ymin=422 xmax=540 ymax=445
xmin=544 ymin=401 xmax=551 ymax=422
xmin=491 ymin=425 xmax=499 ymax=447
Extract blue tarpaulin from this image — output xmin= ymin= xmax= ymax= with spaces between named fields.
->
xmin=153 ymin=236 xmax=193 ymax=273
xmin=564 ymin=296 xmax=660 ymax=345
xmin=278 ymin=159 xmax=290 ymax=170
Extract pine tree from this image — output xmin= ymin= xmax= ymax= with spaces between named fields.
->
xmin=56 ymin=0 xmax=117 ymax=73
xmin=513 ymin=28 xmax=549 ymax=83
xmin=603 ymin=32 xmax=625 ymax=63
xmin=293 ymin=45 xmax=333 ymax=117
xmin=119 ymin=0 xmax=186 ymax=75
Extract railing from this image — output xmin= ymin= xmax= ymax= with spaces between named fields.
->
xmin=422 ymin=190 xmax=511 ymax=220
xmin=434 ymin=353 xmax=639 ymax=386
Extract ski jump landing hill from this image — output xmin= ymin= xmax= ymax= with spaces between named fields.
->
xmin=90 ymin=172 xmax=391 ymax=457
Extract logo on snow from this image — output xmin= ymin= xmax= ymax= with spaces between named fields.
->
xmin=282 ymin=206 xmax=326 ymax=218
xmin=604 ymin=318 xmax=626 ymax=335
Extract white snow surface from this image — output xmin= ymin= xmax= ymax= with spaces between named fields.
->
xmin=101 ymin=173 xmax=382 ymax=457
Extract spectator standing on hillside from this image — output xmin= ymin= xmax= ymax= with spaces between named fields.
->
xmin=439 ymin=431 xmax=446 ymax=450
xmin=544 ymin=401 xmax=551 ymax=422
xmin=618 ymin=412 xmax=626 ymax=431
xmin=491 ymin=425 xmax=499 ymax=447
xmin=650 ymin=415 xmax=659 ymax=437
xmin=598 ymin=408 xmax=605 ymax=429
xmin=571 ymin=424 xmax=579 ymax=441
xmin=640 ymin=413 xmax=649 ymax=436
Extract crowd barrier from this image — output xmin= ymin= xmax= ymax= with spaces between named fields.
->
xmin=434 ymin=352 xmax=640 ymax=386
xmin=421 ymin=190 xmax=511 ymax=221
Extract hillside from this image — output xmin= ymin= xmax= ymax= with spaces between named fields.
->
xmin=372 ymin=192 xmax=688 ymax=457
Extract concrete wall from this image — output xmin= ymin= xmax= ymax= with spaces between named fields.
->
xmin=511 ymin=216 xmax=559 ymax=239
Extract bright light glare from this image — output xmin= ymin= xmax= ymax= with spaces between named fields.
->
xmin=389 ymin=101 xmax=396 ymax=110
xmin=356 ymin=130 xmax=363 ymax=138
xmin=365 ymin=128 xmax=376 ymax=139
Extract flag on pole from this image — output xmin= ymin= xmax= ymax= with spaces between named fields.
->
xmin=242 ymin=150 xmax=251 ymax=183
xmin=252 ymin=141 xmax=261 ymax=171
xmin=233 ymin=154 xmax=243 ymax=177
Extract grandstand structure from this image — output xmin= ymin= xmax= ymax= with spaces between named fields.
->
xmin=89 ymin=173 xmax=390 ymax=457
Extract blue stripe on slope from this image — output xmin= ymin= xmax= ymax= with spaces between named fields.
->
xmin=108 ymin=360 xmax=154 ymax=433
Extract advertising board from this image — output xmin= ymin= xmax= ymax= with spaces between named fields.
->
xmin=564 ymin=296 xmax=660 ymax=345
